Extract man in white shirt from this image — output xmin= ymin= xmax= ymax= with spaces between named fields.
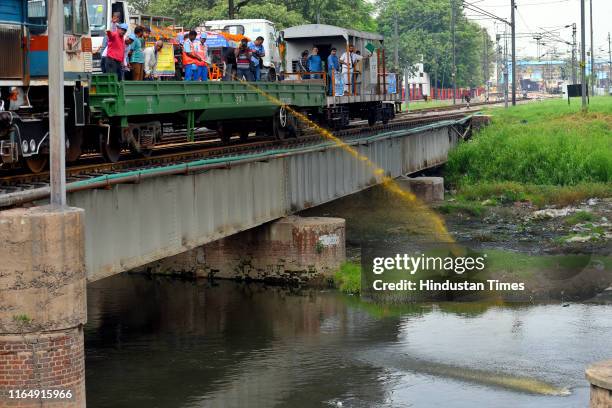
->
xmin=339 ymin=44 xmax=368 ymax=95
xmin=143 ymin=41 xmax=164 ymax=79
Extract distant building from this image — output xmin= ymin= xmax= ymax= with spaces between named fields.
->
xmin=404 ymin=62 xmax=430 ymax=99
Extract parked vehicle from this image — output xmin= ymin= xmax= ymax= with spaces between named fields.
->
xmin=203 ymin=19 xmax=281 ymax=81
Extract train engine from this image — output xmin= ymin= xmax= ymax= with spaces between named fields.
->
xmin=0 ymin=0 xmax=92 ymax=173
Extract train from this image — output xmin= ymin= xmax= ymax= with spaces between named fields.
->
xmin=0 ymin=0 xmax=92 ymax=173
xmin=0 ymin=3 xmax=401 ymax=172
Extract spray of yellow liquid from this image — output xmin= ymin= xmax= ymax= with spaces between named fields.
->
xmin=238 ymin=79 xmax=456 ymax=245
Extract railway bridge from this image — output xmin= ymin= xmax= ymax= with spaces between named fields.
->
xmin=0 ymin=114 xmax=476 ymax=407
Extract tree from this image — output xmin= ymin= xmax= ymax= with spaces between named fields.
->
xmin=377 ymin=0 xmax=494 ymax=88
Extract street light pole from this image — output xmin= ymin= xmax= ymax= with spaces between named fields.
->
xmin=580 ymin=0 xmax=587 ymax=111
xmin=510 ymin=0 xmax=516 ymax=106
xmin=48 ymin=0 xmax=66 ymax=206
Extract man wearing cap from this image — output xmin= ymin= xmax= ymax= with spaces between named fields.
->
xmin=194 ymin=35 xmax=208 ymax=81
xmin=129 ymin=26 xmax=145 ymax=80
xmin=105 ymin=21 xmax=128 ymax=80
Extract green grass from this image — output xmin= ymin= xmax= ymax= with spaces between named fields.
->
xmin=437 ymin=201 xmax=485 ymax=216
xmin=563 ymin=210 xmax=596 ymax=225
xmin=455 ymin=181 xmax=611 ymax=207
xmin=446 ymin=97 xmax=612 ymax=191
xmin=403 ymin=99 xmax=454 ymax=111
xmin=334 ymin=262 xmax=361 ymax=294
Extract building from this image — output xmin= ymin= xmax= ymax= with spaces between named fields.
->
xmin=404 ymin=62 xmax=431 ymax=99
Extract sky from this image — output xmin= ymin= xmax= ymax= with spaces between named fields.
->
xmin=465 ymin=0 xmax=611 ymax=61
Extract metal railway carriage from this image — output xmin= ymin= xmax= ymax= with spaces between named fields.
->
xmin=0 ymin=0 xmax=92 ymax=172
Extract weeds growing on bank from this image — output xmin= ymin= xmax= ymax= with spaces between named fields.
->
xmin=445 ymin=98 xmax=612 ymax=198
xmin=334 ymin=262 xmax=361 ymax=294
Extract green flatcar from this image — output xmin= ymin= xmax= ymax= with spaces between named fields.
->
xmin=88 ymin=74 xmax=328 ymax=161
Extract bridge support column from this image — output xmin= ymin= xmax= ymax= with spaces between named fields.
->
xmin=397 ymin=176 xmax=445 ymax=202
xmin=586 ymin=360 xmax=612 ymax=407
xmin=147 ymin=216 xmax=346 ymax=284
xmin=0 ymin=206 xmax=86 ymax=407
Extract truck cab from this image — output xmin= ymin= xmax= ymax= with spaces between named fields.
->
xmin=204 ymin=19 xmax=280 ymax=81
xmin=87 ymin=0 xmax=129 ymax=72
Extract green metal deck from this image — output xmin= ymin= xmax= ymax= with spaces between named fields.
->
xmin=89 ymin=75 xmax=327 ymax=122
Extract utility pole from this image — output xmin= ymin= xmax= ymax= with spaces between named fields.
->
xmin=228 ymin=0 xmax=234 ymax=18
xmin=483 ymin=31 xmax=489 ymax=101
xmin=608 ymin=32 xmax=612 ymax=92
xmin=49 ymin=0 xmax=66 ymax=206
xmin=504 ymin=26 xmax=509 ymax=108
xmin=580 ymin=0 xmax=587 ymax=111
xmin=451 ymin=0 xmax=457 ymax=105
xmin=572 ymin=23 xmax=577 ymax=84
xmin=510 ymin=0 xmax=516 ymax=105
xmin=394 ymin=13 xmax=399 ymax=70
xmin=589 ymin=0 xmax=595 ymax=95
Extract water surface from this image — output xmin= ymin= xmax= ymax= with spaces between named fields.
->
xmin=85 ymin=275 xmax=612 ymax=407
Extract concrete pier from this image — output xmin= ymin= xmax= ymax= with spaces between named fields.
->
xmin=143 ymin=216 xmax=346 ymax=284
xmin=397 ymin=176 xmax=445 ymax=202
xmin=0 ymin=206 xmax=86 ymax=407
xmin=586 ymin=360 xmax=612 ymax=407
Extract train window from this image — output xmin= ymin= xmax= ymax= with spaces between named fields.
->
xmin=27 ymin=0 xmax=47 ymax=33
xmin=223 ymin=25 xmax=245 ymax=35
xmin=63 ymin=0 xmax=74 ymax=33
xmin=74 ymin=0 xmax=88 ymax=34
xmin=87 ymin=0 xmax=106 ymax=35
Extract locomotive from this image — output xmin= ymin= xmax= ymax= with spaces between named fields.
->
xmin=0 ymin=0 xmax=92 ymax=172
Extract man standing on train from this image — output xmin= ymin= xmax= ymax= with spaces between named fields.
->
xmin=339 ymin=44 xmax=368 ymax=95
xmin=248 ymin=36 xmax=266 ymax=81
xmin=194 ymin=35 xmax=209 ymax=81
xmin=183 ymin=30 xmax=203 ymax=81
xmin=327 ymin=48 xmax=340 ymax=95
xmin=105 ymin=20 xmax=129 ymax=80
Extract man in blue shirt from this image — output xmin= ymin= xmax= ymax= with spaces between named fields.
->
xmin=307 ymin=47 xmax=323 ymax=79
xmin=327 ymin=48 xmax=340 ymax=95
xmin=248 ymin=36 xmax=265 ymax=81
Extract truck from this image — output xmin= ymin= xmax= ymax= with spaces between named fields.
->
xmin=86 ymin=0 xmax=130 ymax=72
xmin=203 ymin=19 xmax=281 ymax=81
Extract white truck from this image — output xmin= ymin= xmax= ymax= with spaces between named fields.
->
xmin=86 ymin=0 xmax=130 ymax=72
xmin=203 ymin=19 xmax=281 ymax=81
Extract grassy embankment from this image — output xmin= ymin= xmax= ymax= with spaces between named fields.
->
xmin=443 ymin=97 xmax=611 ymax=209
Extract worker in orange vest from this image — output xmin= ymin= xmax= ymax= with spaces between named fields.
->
xmin=182 ymin=30 xmax=202 ymax=81
xmin=194 ymin=35 xmax=209 ymax=81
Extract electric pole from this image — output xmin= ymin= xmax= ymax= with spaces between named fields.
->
xmin=228 ymin=0 xmax=234 ymax=18
xmin=608 ymin=32 xmax=612 ymax=92
xmin=589 ymin=0 xmax=595 ymax=95
xmin=504 ymin=26 xmax=509 ymax=109
xmin=580 ymin=0 xmax=587 ymax=111
xmin=572 ymin=23 xmax=577 ymax=84
xmin=483 ymin=32 xmax=489 ymax=101
xmin=394 ymin=13 xmax=399 ymax=70
xmin=511 ymin=0 xmax=516 ymax=106
xmin=49 ymin=0 xmax=66 ymax=206
xmin=451 ymin=0 xmax=457 ymax=105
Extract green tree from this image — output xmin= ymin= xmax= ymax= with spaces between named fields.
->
xmin=377 ymin=0 xmax=494 ymax=88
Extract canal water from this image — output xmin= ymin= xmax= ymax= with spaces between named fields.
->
xmin=85 ymin=276 xmax=612 ymax=408
xmin=85 ymin=186 xmax=612 ymax=407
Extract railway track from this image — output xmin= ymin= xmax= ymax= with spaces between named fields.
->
xmin=0 ymin=110 xmax=474 ymax=207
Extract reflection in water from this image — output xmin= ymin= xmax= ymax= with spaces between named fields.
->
xmin=85 ymin=275 xmax=612 ymax=408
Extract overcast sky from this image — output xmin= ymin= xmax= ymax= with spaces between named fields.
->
xmin=465 ymin=0 xmax=611 ymax=61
